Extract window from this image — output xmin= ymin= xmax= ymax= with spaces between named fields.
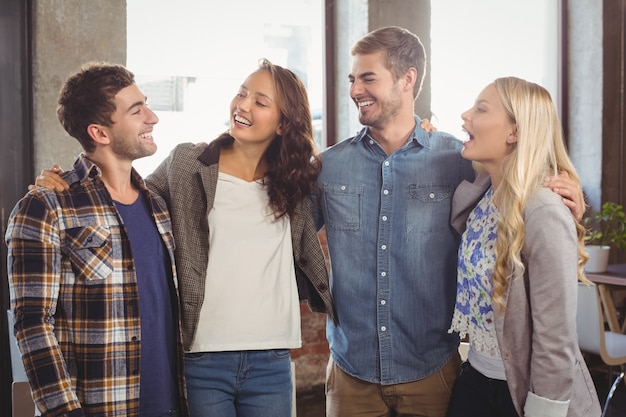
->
xmin=127 ymin=0 xmax=324 ymax=176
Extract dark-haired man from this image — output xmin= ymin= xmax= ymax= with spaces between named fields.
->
xmin=6 ymin=62 xmax=186 ymax=417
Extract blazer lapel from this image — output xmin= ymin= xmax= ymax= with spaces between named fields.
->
xmin=451 ymin=172 xmax=491 ymax=234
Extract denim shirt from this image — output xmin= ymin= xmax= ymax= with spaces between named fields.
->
xmin=313 ymin=116 xmax=475 ymax=384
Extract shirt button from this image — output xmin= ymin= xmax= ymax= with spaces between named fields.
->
xmin=381 ymin=271 xmax=387 ymax=277
xmin=381 ymin=244 xmax=387 ymax=250
xmin=429 ymin=192 xmax=435 ymax=199
xmin=384 ymin=161 xmax=390 ymax=166
xmin=341 ymin=185 xmax=346 ymax=190
xmin=380 ymin=300 xmax=386 ymax=305
xmin=369 ymin=139 xmax=375 ymax=145
xmin=382 ymin=216 xmax=388 ymax=221
xmin=383 ymin=189 xmax=389 ymax=195
xmin=381 ymin=326 xmax=387 ymax=331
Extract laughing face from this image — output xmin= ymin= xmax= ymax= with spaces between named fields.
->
xmin=349 ymin=51 xmax=403 ymax=130
xmin=105 ymin=84 xmax=159 ymax=161
xmin=229 ymin=69 xmax=282 ymax=146
xmin=461 ymin=83 xmax=517 ymax=176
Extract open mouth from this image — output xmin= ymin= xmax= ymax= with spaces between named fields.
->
xmin=234 ymin=114 xmax=252 ymax=127
xmin=462 ymin=127 xmax=474 ymax=141
xmin=358 ymin=99 xmax=375 ymax=108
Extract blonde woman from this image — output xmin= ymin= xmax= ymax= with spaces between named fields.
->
xmin=447 ymin=77 xmax=601 ymax=417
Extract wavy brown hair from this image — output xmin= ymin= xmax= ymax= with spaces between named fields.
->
xmin=255 ymin=59 xmax=321 ymax=218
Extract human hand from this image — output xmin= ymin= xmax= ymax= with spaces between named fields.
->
xmin=545 ymin=171 xmax=585 ymax=221
xmin=420 ymin=118 xmax=437 ymax=133
xmin=28 ymin=164 xmax=69 ymax=192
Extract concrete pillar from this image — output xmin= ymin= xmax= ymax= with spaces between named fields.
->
xmin=332 ymin=0 xmax=369 ymax=143
xmin=331 ymin=0 xmax=431 ymax=144
xmin=368 ymin=0 xmax=431 ymax=120
xmin=567 ymin=0 xmax=603 ymax=210
xmin=31 ymin=0 xmax=126 ymax=174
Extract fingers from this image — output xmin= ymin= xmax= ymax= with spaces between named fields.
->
xmin=34 ymin=174 xmax=62 ymax=192
xmin=560 ymin=196 xmax=575 ymax=210
xmin=420 ymin=119 xmax=437 ymax=132
xmin=34 ymin=168 xmax=69 ymax=191
xmin=546 ymin=173 xmax=585 ymax=221
xmin=562 ymin=195 xmax=584 ymax=221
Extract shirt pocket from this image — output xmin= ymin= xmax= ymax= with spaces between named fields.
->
xmin=62 ymin=225 xmax=113 ymax=282
xmin=406 ymin=185 xmax=453 ymax=233
xmin=323 ymin=183 xmax=363 ymax=231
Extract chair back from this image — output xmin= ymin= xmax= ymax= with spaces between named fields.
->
xmin=577 ymin=282 xmax=626 ymax=366
xmin=576 ymin=282 xmax=604 ymax=355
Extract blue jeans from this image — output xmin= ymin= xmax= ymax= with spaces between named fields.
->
xmin=184 ymin=349 xmax=293 ymax=417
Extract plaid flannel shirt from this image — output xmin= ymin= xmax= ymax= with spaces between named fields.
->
xmin=6 ymin=154 xmax=186 ymax=417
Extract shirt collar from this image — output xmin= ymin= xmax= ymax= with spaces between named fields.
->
xmin=63 ymin=153 xmax=148 ymax=191
xmin=350 ymin=115 xmax=433 ymax=150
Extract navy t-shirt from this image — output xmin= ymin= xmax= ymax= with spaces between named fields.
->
xmin=115 ymin=193 xmax=178 ymax=416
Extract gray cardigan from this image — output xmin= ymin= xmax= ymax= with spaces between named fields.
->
xmin=451 ymin=175 xmax=600 ymax=417
xmin=146 ymin=138 xmax=336 ymax=350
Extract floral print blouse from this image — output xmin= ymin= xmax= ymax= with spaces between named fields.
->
xmin=449 ymin=187 xmax=501 ymax=357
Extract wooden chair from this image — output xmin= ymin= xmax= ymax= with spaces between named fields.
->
xmin=576 ymin=283 xmax=626 ymax=416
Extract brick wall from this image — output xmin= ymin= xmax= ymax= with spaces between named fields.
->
xmin=291 ymin=305 xmax=329 ymax=394
xmin=291 ymin=229 xmax=331 ymax=394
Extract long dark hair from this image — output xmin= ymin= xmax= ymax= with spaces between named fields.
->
xmin=257 ymin=59 xmax=321 ymax=218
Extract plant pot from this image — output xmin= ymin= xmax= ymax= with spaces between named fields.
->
xmin=584 ymin=245 xmax=611 ymax=273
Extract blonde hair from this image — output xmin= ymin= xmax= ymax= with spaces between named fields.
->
xmin=488 ymin=77 xmax=588 ymax=310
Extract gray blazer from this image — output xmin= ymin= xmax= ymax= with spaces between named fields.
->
xmin=451 ymin=175 xmax=601 ymax=417
xmin=146 ymin=137 xmax=336 ymax=350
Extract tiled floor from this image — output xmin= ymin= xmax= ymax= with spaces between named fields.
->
xmin=296 ymin=366 xmax=626 ymax=417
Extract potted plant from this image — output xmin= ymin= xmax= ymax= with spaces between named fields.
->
xmin=583 ymin=202 xmax=626 ymax=273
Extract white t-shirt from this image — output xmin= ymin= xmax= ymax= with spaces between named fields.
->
xmin=190 ymin=172 xmax=301 ymax=352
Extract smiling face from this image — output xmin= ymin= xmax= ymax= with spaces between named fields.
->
xmin=461 ymin=83 xmax=517 ymax=180
xmin=229 ymin=69 xmax=282 ymax=146
xmin=103 ymin=83 xmax=159 ymax=161
xmin=349 ymin=51 xmax=404 ymax=130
